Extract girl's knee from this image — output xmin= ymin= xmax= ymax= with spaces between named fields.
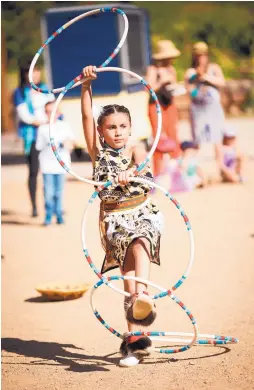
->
xmin=132 ymin=238 xmax=150 ymax=250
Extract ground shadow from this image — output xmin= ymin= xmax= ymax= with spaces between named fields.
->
xmin=142 ymin=344 xmax=231 ymax=364
xmin=2 ymin=338 xmax=232 ymax=373
xmin=2 ymin=338 xmax=118 ymax=373
xmin=1 ymin=209 xmax=15 ymax=216
xmin=1 ymin=220 xmax=32 ymax=226
xmin=1 ymin=150 xmax=91 ymax=166
xmin=24 ymin=296 xmax=65 ymax=303
xmin=24 ymin=296 xmax=82 ymax=303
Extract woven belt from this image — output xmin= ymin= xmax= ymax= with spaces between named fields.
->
xmin=102 ymin=195 xmax=147 ymax=213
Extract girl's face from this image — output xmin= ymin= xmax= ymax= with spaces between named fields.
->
xmin=33 ymin=68 xmax=41 ymax=85
xmin=45 ymin=102 xmax=58 ymax=121
xmin=98 ymin=112 xmax=131 ymax=150
xmin=223 ymin=136 xmax=236 ymax=146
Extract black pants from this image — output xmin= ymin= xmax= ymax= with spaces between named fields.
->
xmin=26 ymin=141 xmax=39 ymax=211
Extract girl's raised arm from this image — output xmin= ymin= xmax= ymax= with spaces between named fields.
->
xmin=81 ymin=66 xmax=99 ymax=164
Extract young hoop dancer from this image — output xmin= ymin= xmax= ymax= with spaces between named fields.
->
xmin=81 ymin=66 xmax=164 ymax=367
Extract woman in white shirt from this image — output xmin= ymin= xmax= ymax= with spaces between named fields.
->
xmin=13 ymin=62 xmax=55 ymax=217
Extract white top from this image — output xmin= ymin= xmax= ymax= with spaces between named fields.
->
xmin=16 ymin=89 xmax=55 ymax=125
xmin=36 ymin=120 xmax=74 ymax=174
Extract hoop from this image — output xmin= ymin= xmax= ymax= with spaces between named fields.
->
xmin=30 ymin=6 xmax=239 ymax=354
xmin=90 ymin=275 xmax=198 ymax=354
xmin=29 ymin=7 xmax=129 ymax=94
xmin=82 ymin=179 xmax=238 ymax=351
xmin=82 ymin=179 xmax=194 ymax=296
xmin=48 ymin=67 xmax=162 ymax=186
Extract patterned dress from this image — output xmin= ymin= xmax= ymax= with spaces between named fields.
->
xmin=93 ymin=144 xmax=164 ymax=274
xmin=189 ymin=64 xmax=225 ymax=144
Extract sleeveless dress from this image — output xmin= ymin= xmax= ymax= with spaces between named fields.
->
xmin=93 ymin=144 xmax=164 ymax=274
xmin=189 ymin=64 xmax=225 ymax=144
xmin=223 ymin=146 xmax=237 ymax=169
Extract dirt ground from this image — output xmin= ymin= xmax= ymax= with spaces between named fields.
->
xmin=2 ymin=118 xmax=254 ymax=390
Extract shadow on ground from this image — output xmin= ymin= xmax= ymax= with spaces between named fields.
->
xmin=1 ymin=209 xmax=38 ymax=226
xmin=25 ymin=296 xmax=64 ymax=303
xmin=1 ymin=209 xmax=15 ymax=217
xmin=1 ymin=149 xmax=91 ymax=166
xmin=1 ymin=220 xmax=32 ymax=226
xmin=2 ymin=338 xmax=118 ymax=372
xmin=2 ymin=338 xmax=231 ymax=373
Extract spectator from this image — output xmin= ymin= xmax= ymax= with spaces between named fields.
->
xmin=13 ymin=62 xmax=55 ymax=217
xmin=184 ymin=42 xmax=226 ymax=173
xmin=220 ymin=128 xmax=243 ymax=183
xmin=169 ymin=141 xmax=205 ymax=193
xmin=36 ymin=102 xmax=74 ymax=226
xmin=146 ymin=40 xmax=182 ymax=179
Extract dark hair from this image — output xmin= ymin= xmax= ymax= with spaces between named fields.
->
xmin=18 ymin=61 xmax=40 ymax=96
xmin=180 ymin=141 xmax=199 ymax=151
xmin=45 ymin=101 xmax=54 ymax=109
xmin=97 ymin=104 xmax=131 ymax=127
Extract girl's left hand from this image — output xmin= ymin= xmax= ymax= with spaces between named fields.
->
xmin=117 ymin=168 xmax=136 ymax=185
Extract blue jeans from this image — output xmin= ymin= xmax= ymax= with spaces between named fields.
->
xmin=43 ymin=174 xmax=65 ymax=222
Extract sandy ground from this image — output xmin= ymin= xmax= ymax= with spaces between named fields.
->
xmin=2 ymin=118 xmax=254 ymax=390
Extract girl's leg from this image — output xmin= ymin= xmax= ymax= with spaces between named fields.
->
xmin=54 ymin=174 xmax=65 ymax=223
xmin=220 ymin=167 xmax=239 ymax=183
xmin=120 ymin=238 xmax=151 ymax=331
xmin=119 ymin=239 xmax=153 ymax=366
xmin=43 ymin=174 xmax=54 ymax=225
xmin=236 ymin=155 xmax=243 ymax=177
xmin=122 ymin=238 xmax=155 ymax=326
xmin=120 ymin=256 xmax=135 ymax=333
xmin=131 ymin=238 xmax=151 ymax=294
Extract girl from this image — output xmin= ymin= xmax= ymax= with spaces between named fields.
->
xmin=81 ymin=66 xmax=164 ymax=367
xmin=184 ymin=42 xmax=226 ymax=174
xmin=220 ymin=128 xmax=243 ymax=183
xmin=169 ymin=141 xmax=205 ymax=194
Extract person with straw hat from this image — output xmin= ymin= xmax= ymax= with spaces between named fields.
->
xmin=146 ymin=40 xmax=182 ymax=180
xmin=184 ymin=42 xmax=226 ymax=172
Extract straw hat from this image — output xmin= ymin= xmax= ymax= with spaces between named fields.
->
xmin=192 ymin=41 xmax=209 ymax=55
xmin=153 ymin=40 xmax=181 ymax=60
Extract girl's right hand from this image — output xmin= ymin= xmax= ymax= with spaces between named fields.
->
xmin=82 ymin=65 xmax=97 ymax=81
xmin=116 ymin=167 xmax=136 ymax=186
xmin=32 ymin=119 xmax=45 ymax=127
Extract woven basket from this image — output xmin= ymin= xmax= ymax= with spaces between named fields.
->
xmin=36 ymin=283 xmax=90 ymax=301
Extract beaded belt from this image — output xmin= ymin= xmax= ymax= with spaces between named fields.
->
xmin=102 ymin=195 xmax=147 ymax=213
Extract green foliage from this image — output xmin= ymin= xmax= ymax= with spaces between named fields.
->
xmin=2 ymin=1 xmax=254 ymax=79
xmin=1 ymin=1 xmax=84 ymax=69
xmin=135 ymin=1 xmax=254 ymax=79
